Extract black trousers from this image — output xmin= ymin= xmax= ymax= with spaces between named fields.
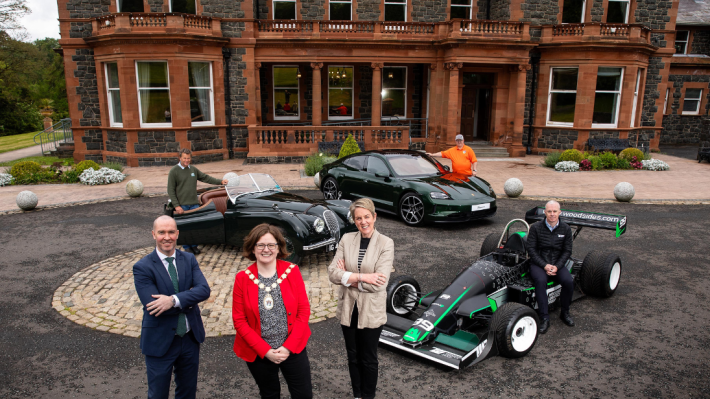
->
xmin=530 ymin=264 xmax=574 ymax=320
xmin=245 ymin=347 xmax=313 ymax=399
xmin=341 ymin=306 xmax=383 ymax=399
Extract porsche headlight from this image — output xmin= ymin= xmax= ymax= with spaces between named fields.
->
xmin=313 ymin=217 xmax=325 ymax=233
xmin=347 ymin=211 xmax=354 ymax=224
xmin=430 ymin=192 xmax=450 ymax=200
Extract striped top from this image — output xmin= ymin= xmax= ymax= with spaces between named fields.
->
xmin=358 ymin=237 xmax=371 ymax=272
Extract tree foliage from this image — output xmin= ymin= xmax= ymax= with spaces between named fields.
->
xmin=0 ymin=0 xmax=30 ymax=36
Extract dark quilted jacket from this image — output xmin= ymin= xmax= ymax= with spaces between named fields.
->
xmin=526 ymin=220 xmax=573 ymax=270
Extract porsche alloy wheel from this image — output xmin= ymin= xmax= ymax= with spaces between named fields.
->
xmin=399 ymin=193 xmax=425 ymax=226
xmin=492 ymin=302 xmax=539 ymax=358
xmin=322 ymin=177 xmax=339 ymax=200
xmin=386 ymin=275 xmax=421 ymax=317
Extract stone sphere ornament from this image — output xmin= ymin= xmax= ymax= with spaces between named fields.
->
xmin=614 ymin=182 xmax=635 ymax=202
xmin=125 ymin=179 xmax=144 ymax=197
xmin=16 ymin=190 xmax=38 ymax=211
xmin=504 ymin=178 xmax=524 ymax=198
xmin=223 ymin=172 xmax=240 ymax=186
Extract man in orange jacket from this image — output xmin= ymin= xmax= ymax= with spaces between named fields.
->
xmin=427 ymin=134 xmax=478 ymax=176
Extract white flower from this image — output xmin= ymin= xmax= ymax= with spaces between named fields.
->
xmin=79 ymin=167 xmax=126 ymax=185
xmin=0 ymin=173 xmax=14 ymax=187
xmin=641 ymin=159 xmax=669 ymax=171
xmin=554 ymin=161 xmax=580 ymax=172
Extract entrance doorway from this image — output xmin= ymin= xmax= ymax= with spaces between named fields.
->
xmin=460 ymin=73 xmax=494 ymax=142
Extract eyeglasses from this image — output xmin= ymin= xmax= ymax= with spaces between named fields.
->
xmin=255 ymin=243 xmax=278 ymax=251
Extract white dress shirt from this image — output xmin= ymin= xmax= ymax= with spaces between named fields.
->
xmin=156 ymin=248 xmax=191 ymax=332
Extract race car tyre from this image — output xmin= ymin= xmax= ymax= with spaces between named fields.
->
xmin=578 ymin=251 xmax=622 ymax=298
xmin=480 ymin=232 xmax=501 ymax=257
xmin=399 ymin=193 xmax=425 ymax=226
xmin=491 ymin=302 xmax=539 ymax=358
xmin=386 ymin=275 xmax=421 ymax=317
xmin=322 ymin=177 xmax=339 ymax=200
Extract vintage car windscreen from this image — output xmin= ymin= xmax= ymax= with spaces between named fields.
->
xmin=226 ymin=173 xmax=283 ymax=203
xmin=386 ymin=154 xmax=441 ymax=177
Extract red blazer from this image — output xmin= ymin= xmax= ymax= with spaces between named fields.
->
xmin=232 ymin=259 xmax=311 ymax=362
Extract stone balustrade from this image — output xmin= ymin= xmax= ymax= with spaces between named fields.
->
xmin=92 ymin=13 xmax=222 ymax=37
xmin=542 ymin=23 xmax=652 ymax=45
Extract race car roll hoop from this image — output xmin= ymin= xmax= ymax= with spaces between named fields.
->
xmin=379 ymin=207 xmax=627 ymax=369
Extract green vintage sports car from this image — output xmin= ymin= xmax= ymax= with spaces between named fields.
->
xmin=315 ymin=150 xmax=497 ymax=226
xmin=169 ymin=173 xmax=357 ymax=263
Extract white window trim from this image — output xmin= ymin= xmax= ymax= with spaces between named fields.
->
xmin=546 ymin=67 xmax=578 ymax=127
xmin=189 ymin=62 xmax=215 ymax=127
xmin=105 ymin=63 xmax=123 ymax=128
xmin=591 ymin=67 xmax=624 ymax=129
xmin=450 ymin=0 xmax=472 ymax=20
xmin=630 ymin=69 xmax=641 ymax=128
xmin=675 ymin=30 xmax=689 ymax=55
xmin=168 ymin=0 xmax=196 ymax=13
xmin=681 ymin=88 xmax=703 ymax=115
xmin=273 ymin=65 xmax=301 ymax=121
xmin=608 ymin=0 xmax=630 ymax=24
xmin=273 ymin=0 xmax=297 ymax=20
xmin=664 ymin=88 xmax=670 ymax=114
xmin=329 ymin=0 xmax=352 ymax=20
xmin=384 ymin=0 xmax=407 ymax=22
xmin=328 ymin=65 xmax=354 ymax=120
xmin=382 ymin=66 xmax=407 ymax=119
xmin=136 ymin=60 xmax=172 ymax=128
xmin=561 ymin=0 xmax=586 ymax=24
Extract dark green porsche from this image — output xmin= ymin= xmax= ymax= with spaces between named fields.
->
xmin=170 ymin=173 xmax=357 ymax=263
xmin=315 ymin=150 xmax=497 ymax=226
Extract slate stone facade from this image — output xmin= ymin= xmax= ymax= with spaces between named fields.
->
xmin=137 ymin=157 xmax=175 ymax=167
xmin=84 ymin=154 xmax=103 ymax=163
xmin=105 ymin=130 xmax=127 ymax=152
xmin=641 ymin=53 xmax=665 ymax=127
xmin=520 ymin=0 xmax=559 ymax=25
xmin=411 ymin=0 xmax=448 ymax=22
xmin=356 ymin=0 xmax=381 ymax=21
xmin=226 ymin=48 xmax=249 ymax=132
xmin=661 ymin=74 xmax=710 ymax=144
xmin=192 ymin=153 xmax=225 ymax=163
xmin=82 ymin=129 xmax=103 ymax=151
xmin=537 ymin=129 xmax=578 ymax=150
xmin=590 ymin=0 xmax=604 ymax=22
xmin=201 ymin=0 xmax=245 ymax=18
xmin=134 ymin=131 xmax=180 ymax=153
xmin=230 ymin=128 xmax=249 ymax=152
xmin=490 ymin=0 xmax=511 ymax=20
xmin=66 ymin=0 xmax=108 ymax=18
xmin=411 ymin=64 xmax=423 ymax=121
xmin=73 ymin=49 xmax=101 ymax=127
xmin=301 ymin=0 xmax=326 ymax=20
xmin=147 ymin=0 xmax=163 ymax=12
xmin=188 ymin=129 xmax=223 ymax=151
xmin=690 ymin=30 xmax=710 ymax=56
xmin=634 ymin=0 xmax=672 ymax=30
xmin=246 ymin=156 xmax=308 ymax=164
xmin=358 ymin=66 xmax=372 ymax=120
xmin=106 ymin=155 xmax=127 ymax=165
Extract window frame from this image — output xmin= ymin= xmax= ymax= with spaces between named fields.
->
xmin=681 ymin=88 xmax=703 ymax=115
xmin=384 ymin=0 xmax=407 ymax=22
xmin=117 ymin=0 xmax=143 ymax=12
xmin=169 ymin=0 xmax=196 ymax=14
xmin=630 ymin=69 xmax=642 ymax=128
xmin=188 ymin=61 xmax=215 ymax=127
xmin=591 ymin=67 xmax=624 ymax=129
xmin=607 ymin=0 xmax=630 ymax=24
xmin=561 ymin=0 xmax=586 ymax=24
xmin=328 ymin=65 xmax=354 ymax=121
xmin=329 ymin=0 xmax=352 ymax=20
xmin=105 ymin=62 xmax=123 ymax=128
xmin=272 ymin=65 xmax=301 ymax=121
xmin=675 ymin=30 xmax=690 ymax=55
xmin=273 ymin=0 xmax=297 ymax=20
xmin=450 ymin=0 xmax=472 ymax=20
xmin=546 ymin=67 xmax=579 ymax=127
xmin=381 ymin=66 xmax=407 ymax=120
xmin=135 ymin=60 xmax=172 ymax=128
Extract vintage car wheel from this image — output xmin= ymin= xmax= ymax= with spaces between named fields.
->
xmin=578 ymin=251 xmax=622 ymax=298
xmin=399 ymin=193 xmax=425 ymax=226
xmin=322 ymin=177 xmax=339 ymax=200
xmin=492 ymin=302 xmax=539 ymax=358
xmin=480 ymin=232 xmax=500 ymax=257
xmin=283 ymin=235 xmax=301 ymax=265
xmin=386 ymin=275 xmax=421 ymax=317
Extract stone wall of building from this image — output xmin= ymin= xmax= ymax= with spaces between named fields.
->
xmin=147 ymin=0 xmax=163 ymax=12
xmin=247 ymin=155 xmax=309 ymax=164
xmin=691 ymin=30 xmax=710 ymax=56
xmin=411 ymin=0 xmax=448 ymax=22
xmin=640 ymin=53 xmax=665 ymax=128
xmin=661 ymin=74 xmax=710 ymax=144
xmin=200 ymin=0 xmax=245 ymax=18
xmin=137 ymin=157 xmax=174 ymax=167
xmin=303 ymin=66 xmax=313 ymax=122
xmin=260 ymin=67 xmax=269 ymax=124
xmin=84 ymin=154 xmax=104 ymax=163
xmin=66 ymin=0 xmax=109 ymax=38
xmin=225 ymin=48 xmax=248 ymax=150
xmin=519 ymin=0 xmax=558 ymax=24
xmin=301 ymin=0 xmax=326 ymax=19
xmin=82 ymin=129 xmax=103 ymax=151
xmin=188 ymin=129 xmax=223 ymax=151
xmin=358 ymin=66 xmax=372 ymax=120
xmin=192 ymin=153 xmax=225 ymax=163
xmin=73 ymin=49 xmax=101 ymax=128
xmin=590 ymin=0 xmax=604 ymax=22
xmin=411 ymin=64 xmax=423 ymax=121
xmin=490 ymin=0 xmax=511 ymax=20
xmin=634 ymin=0 xmax=672 ymax=30
xmin=356 ymin=0 xmax=381 ymax=21
xmin=230 ymin=128 xmax=249 ymax=152
xmin=105 ymin=130 xmax=126 ymax=152
xmin=106 ymin=155 xmax=127 ymax=165
xmin=134 ymin=131 xmax=180 ymax=153
xmin=537 ymin=129 xmax=578 ymax=150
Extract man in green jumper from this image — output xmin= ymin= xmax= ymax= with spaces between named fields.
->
xmin=168 ymin=149 xmax=228 ymax=254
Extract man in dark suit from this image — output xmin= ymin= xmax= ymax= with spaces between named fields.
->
xmin=526 ymin=200 xmax=574 ymax=335
xmin=133 ymin=215 xmax=211 ymax=399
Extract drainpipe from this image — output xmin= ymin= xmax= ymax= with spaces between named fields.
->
xmin=526 ymin=51 xmax=540 ymax=155
xmin=223 ymin=48 xmax=234 ymax=159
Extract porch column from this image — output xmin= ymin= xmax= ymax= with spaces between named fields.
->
xmin=311 ymin=63 xmax=323 ymax=126
xmin=510 ymin=64 xmax=529 ymax=157
xmin=371 ymin=63 xmax=383 ymax=126
xmin=445 ymin=62 xmax=463 ymax=142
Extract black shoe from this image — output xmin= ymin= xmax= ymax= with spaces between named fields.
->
xmin=560 ymin=312 xmax=575 ymax=327
xmin=192 ymin=247 xmax=201 ymax=255
xmin=538 ymin=318 xmax=550 ymax=334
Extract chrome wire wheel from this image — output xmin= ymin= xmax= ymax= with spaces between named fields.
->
xmin=391 ymin=283 xmax=418 ymax=315
xmin=400 ymin=194 xmax=424 ymax=226
xmin=322 ymin=178 xmax=338 ymax=200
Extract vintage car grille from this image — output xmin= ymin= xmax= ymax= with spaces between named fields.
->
xmin=323 ymin=210 xmax=340 ymax=243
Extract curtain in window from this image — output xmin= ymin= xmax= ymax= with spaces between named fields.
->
xmin=189 ymin=62 xmax=211 ymax=122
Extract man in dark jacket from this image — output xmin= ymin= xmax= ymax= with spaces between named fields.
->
xmin=526 ymin=200 xmax=574 ymax=334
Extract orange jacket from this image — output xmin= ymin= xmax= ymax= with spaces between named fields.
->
xmin=442 ymin=145 xmax=477 ymax=176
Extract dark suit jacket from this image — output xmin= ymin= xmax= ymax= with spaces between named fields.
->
xmin=133 ymin=249 xmax=211 ymax=357
xmin=526 ymin=220 xmax=573 ymax=271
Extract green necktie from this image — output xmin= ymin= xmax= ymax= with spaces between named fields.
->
xmin=165 ymin=257 xmax=187 ymax=337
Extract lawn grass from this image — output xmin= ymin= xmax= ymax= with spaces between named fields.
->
xmin=0 ymin=156 xmax=74 ymax=167
xmin=0 ymin=131 xmax=42 ymax=154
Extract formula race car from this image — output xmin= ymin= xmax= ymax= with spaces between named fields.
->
xmin=379 ymin=207 xmax=627 ymax=369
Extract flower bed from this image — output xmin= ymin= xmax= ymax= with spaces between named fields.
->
xmin=79 ymin=167 xmax=126 ymax=185
xmin=555 ymin=161 xmax=580 ymax=172
xmin=642 ymin=159 xmax=670 ymax=171
xmin=543 ymin=149 xmax=669 ymax=172
xmin=0 ymin=173 xmax=14 ymax=186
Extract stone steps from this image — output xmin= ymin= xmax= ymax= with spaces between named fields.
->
xmin=466 ymin=143 xmax=510 ymax=158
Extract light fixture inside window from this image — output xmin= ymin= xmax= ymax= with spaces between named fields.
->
xmin=342 ymin=70 xmax=346 ymax=78
xmin=388 ymin=71 xmax=393 ymax=79
xmin=297 ymin=67 xmax=301 ymax=79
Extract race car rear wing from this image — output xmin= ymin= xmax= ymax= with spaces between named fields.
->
xmin=525 ymin=207 xmax=627 ymax=237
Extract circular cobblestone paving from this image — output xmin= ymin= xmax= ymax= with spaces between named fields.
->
xmin=52 ymin=245 xmax=343 ymax=338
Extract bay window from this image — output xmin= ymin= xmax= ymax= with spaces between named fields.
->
xmin=273 ymin=0 xmax=297 ymax=19
xmin=592 ymin=67 xmax=624 ymax=127
xmin=562 ymin=0 xmax=585 ymax=23
xmin=171 ymin=0 xmax=196 ymax=14
xmin=189 ymin=62 xmax=214 ymax=126
xmin=118 ymin=0 xmax=143 ymax=12
xmin=607 ymin=0 xmax=629 ymax=24
xmin=547 ymin=67 xmax=578 ymax=126
xmin=330 ymin=0 xmax=352 ymax=20
xmin=136 ymin=61 xmax=172 ymax=127
xmin=450 ymin=0 xmax=472 ymax=19
xmin=385 ymin=0 xmax=406 ymax=21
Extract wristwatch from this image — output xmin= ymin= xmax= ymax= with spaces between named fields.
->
xmin=171 ymin=296 xmax=177 ymax=307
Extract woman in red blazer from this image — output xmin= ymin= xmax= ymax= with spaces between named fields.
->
xmin=232 ymin=223 xmax=312 ymax=398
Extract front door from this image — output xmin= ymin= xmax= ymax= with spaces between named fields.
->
xmin=474 ymin=89 xmax=492 ymax=141
xmin=460 ymin=88 xmax=477 ymax=141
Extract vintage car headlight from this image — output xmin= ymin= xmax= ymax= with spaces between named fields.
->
xmin=313 ymin=217 xmax=325 ymax=233
xmin=347 ymin=211 xmax=354 ymax=224
xmin=430 ymin=192 xmax=451 ymax=200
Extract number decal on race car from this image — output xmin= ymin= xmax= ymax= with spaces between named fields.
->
xmin=412 ymin=318 xmax=435 ymax=331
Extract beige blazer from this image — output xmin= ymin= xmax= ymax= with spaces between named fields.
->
xmin=328 ymin=229 xmax=394 ymax=329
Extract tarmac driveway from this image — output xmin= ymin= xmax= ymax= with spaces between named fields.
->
xmin=0 ymin=194 xmax=708 ymax=398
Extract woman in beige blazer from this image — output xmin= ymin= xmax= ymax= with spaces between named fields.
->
xmin=328 ymin=198 xmax=394 ymax=399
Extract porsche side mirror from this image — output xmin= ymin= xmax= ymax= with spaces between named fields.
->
xmin=375 ymin=173 xmax=392 ymax=182
xmin=444 ymin=165 xmax=451 ymax=172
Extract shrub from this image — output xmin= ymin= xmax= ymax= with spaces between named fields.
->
xmin=599 ymin=151 xmax=618 ymax=169
xmin=579 ymin=159 xmax=592 ymax=171
xmin=338 ymin=134 xmax=362 ymax=159
xmin=582 ymin=151 xmax=594 ymax=160
xmin=555 ymin=161 xmax=579 ymax=172
xmin=630 ymin=156 xmax=643 ymax=170
xmin=616 ymin=159 xmax=631 ymax=170
xmin=542 ymin=152 xmax=561 ymax=168
xmin=619 ymin=148 xmax=645 ymax=162
xmin=642 ymin=159 xmax=670 ymax=171
xmin=9 ymin=161 xmax=42 ymax=179
xmin=304 ymin=153 xmax=337 ymax=176
xmin=79 ymin=167 xmax=126 ymax=185
xmin=0 ymin=172 xmax=14 ymax=186
xmin=75 ymin=160 xmax=101 ymax=174
xmin=559 ymin=149 xmax=583 ymax=163
xmin=588 ymin=156 xmax=603 ymax=170
xmin=102 ymin=162 xmax=124 ymax=172
xmin=61 ymin=169 xmax=81 ymax=183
